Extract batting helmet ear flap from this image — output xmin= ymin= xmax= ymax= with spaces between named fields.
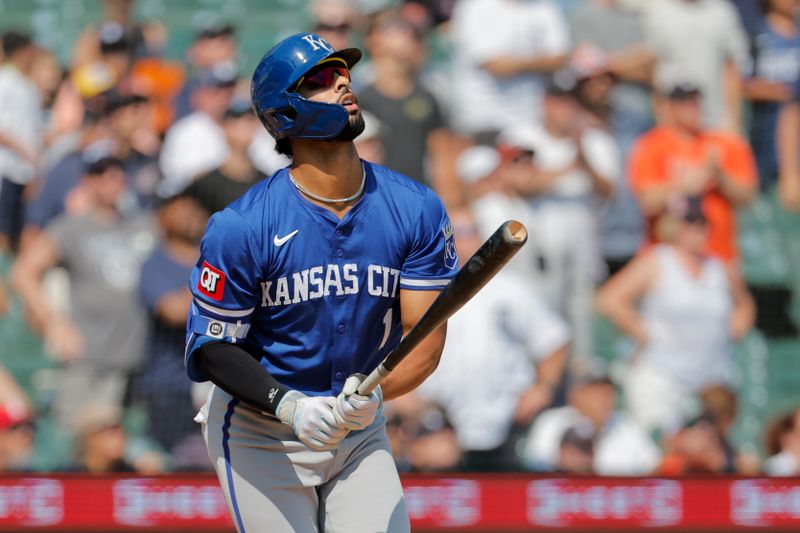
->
xmin=259 ymin=107 xmax=294 ymax=135
xmin=257 ymin=97 xmax=350 ymax=140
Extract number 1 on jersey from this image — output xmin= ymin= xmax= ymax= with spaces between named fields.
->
xmin=379 ymin=308 xmax=392 ymax=350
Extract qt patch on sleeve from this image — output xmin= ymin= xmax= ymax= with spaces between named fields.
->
xmin=198 ymin=261 xmax=226 ymax=301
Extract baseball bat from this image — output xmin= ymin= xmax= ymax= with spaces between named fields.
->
xmin=357 ymin=220 xmax=528 ymax=395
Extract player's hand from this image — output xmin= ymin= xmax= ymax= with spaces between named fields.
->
xmin=276 ymin=391 xmax=348 ymax=451
xmin=333 ymin=373 xmax=382 ymax=431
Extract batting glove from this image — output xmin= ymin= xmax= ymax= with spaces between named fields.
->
xmin=333 ymin=373 xmax=382 ymax=431
xmin=276 ymin=391 xmax=349 ymax=451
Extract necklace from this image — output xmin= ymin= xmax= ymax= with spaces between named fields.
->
xmin=289 ymin=165 xmax=366 ymax=204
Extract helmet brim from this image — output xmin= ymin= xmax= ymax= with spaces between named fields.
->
xmin=329 ymin=47 xmax=362 ymax=70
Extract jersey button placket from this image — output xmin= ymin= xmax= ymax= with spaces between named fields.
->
xmin=332 ymin=229 xmax=347 ymax=388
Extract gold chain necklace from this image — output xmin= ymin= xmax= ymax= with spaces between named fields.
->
xmin=289 ymin=164 xmax=365 ymax=204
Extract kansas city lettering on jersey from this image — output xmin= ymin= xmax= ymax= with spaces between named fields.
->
xmin=260 ymin=263 xmax=400 ymax=307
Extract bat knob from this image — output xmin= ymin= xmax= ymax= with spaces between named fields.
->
xmin=503 ymin=220 xmax=528 ymax=245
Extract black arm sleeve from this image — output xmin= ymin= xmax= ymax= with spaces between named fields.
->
xmin=195 ymin=341 xmax=290 ymax=415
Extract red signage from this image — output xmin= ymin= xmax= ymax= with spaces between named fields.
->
xmin=0 ymin=478 xmax=63 ymax=527
xmin=526 ymin=478 xmax=684 ymax=527
xmin=2 ymin=475 xmax=800 ymax=531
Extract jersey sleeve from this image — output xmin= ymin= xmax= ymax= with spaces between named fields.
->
xmin=185 ymin=207 xmax=262 ymax=382
xmin=399 ymin=189 xmax=459 ymax=291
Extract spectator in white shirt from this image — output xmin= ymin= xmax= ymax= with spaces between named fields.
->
xmin=418 ymin=211 xmax=569 ymax=471
xmin=0 ymin=30 xmax=41 ymax=252
xmin=449 ymin=0 xmax=570 ymax=140
xmin=523 ymin=369 xmax=661 ymax=475
xmin=595 ymin=196 xmax=755 ymax=435
xmin=498 ymin=77 xmax=620 ymax=369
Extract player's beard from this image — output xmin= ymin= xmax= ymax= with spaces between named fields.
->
xmin=333 ymin=110 xmax=365 ymax=142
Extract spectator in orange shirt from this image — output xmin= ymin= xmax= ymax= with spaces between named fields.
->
xmin=628 ymin=83 xmax=757 ymax=262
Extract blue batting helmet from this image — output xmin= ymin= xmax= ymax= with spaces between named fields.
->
xmin=251 ymin=33 xmax=361 ymax=140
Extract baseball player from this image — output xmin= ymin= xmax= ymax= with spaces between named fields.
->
xmin=185 ymin=33 xmax=458 ymax=533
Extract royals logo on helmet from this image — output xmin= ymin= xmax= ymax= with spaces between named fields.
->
xmin=198 ymin=262 xmax=226 ymax=301
xmin=301 ymin=34 xmax=333 ymax=52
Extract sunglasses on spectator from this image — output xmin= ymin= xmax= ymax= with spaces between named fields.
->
xmin=292 ymin=58 xmax=350 ymax=93
xmin=314 ymin=22 xmax=351 ymax=33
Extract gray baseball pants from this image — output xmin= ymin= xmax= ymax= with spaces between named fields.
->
xmin=199 ymin=385 xmax=409 ymax=533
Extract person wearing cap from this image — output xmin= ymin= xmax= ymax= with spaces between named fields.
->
xmin=596 ymin=195 xmax=755 ymax=435
xmin=523 ymin=366 xmax=661 ymax=475
xmin=628 ymin=82 xmax=757 ymax=263
xmin=23 ymin=95 xmax=115 ymax=239
xmin=70 ymin=401 xmax=164 ymax=474
xmin=657 ymin=409 xmax=733 ymax=474
xmin=174 ymin=22 xmax=238 ymax=121
xmin=358 ymin=10 xmax=459 ymax=206
xmin=381 ymin=393 xmax=461 ymax=472
xmin=71 ymin=0 xmax=157 ymax=70
xmin=27 ymin=87 xmax=160 ymax=218
xmin=159 ymin=61 xmax=238 ymax=188
xmin=417 ymin=210 xmax=569 ymax=472
xmin=11 ymin=140 xmax=157 ymax=433
xmin=495 ymin=74 xmax=619 ymax=370
xmin=133 ymin=189 xmax=208 ymax=460
xmin=569 ymin=44 xmax=644 ymax=277
xmin=455 ymin=143 xmax=544 ymax=293
xmin=70 ymin=403 xmax=135 ymax=473
xmin=102 ymin=88 xmax=162 ymax=205
xmin=159 ymin=62 xmax=287 ymax=197
xmin=183 ymin=98 xmax=262 ymax=214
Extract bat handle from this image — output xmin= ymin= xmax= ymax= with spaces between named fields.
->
xmin=357 ymin=363 xmax=391 ymax=395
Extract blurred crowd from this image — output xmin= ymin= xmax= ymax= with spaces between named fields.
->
xmin=0 ymin=0 xmax=800 ymax=476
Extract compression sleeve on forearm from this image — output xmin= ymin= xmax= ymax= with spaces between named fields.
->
xmin=194 ymin=341 xmax=290 ymax=415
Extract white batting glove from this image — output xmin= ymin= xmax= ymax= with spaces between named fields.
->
xmin=276 ymin=391 xmax=349 ymax=451
xmin=333 ymin=374 xmax=382 ymax=431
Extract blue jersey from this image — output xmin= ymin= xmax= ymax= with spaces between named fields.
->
xmin=185 ymin=161 xmax=458 ymax=396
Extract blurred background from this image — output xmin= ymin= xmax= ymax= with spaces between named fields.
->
xmin=1 ymin=0 xmax=800 ymax=530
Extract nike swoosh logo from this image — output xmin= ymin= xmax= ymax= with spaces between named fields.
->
xmin=273 ymin=230 xmax=299 ymax=247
